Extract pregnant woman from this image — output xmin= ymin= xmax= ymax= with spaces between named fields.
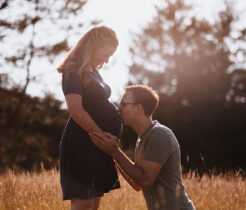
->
xmin=57 ymin=26 xmax=122 ymax=210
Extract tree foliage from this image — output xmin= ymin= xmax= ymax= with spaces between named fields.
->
xmin=0 ymin=76 xmax=68 ymax=171
xmin=125 ymin=0 xmax=246 ymax=173
xmin=0 ymin=0 xmax=93 ymax=171
xmin=0 ymin=0 xmax=88 ymax=93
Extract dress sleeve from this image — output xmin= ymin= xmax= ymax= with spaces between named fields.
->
xmin=143 ymin=129 xmax=174 ymax=165
xmin=62 ymin=70 xmax=83 ymax=96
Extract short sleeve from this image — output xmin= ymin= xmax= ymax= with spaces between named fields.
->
xmin=62 ymin=70 xmax=83 ymax=96
xmin=143 ymin=129 xmax=174 ymax=165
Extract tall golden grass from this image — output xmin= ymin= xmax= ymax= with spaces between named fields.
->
xmin=0 ymin=169 xmax=245 ymax=210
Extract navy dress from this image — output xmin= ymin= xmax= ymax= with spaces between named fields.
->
xmin=60 ymin=68 xmax=122 ymax=200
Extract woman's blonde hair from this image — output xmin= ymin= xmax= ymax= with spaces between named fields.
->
xmin=57 ymin=25 xmax=118 ymax=86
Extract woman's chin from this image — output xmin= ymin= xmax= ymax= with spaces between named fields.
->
xmin=97 ymin=64 xmax=104 ymax=69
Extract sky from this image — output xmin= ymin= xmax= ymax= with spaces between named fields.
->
xmin=78 ymin=0 xmax=161 ymax=101
xmin=4 ymin=0 xmax=161 ymax=104
xmin=2 ymin=0 xmax=246 ymax=105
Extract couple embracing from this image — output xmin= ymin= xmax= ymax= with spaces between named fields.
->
xmin=57 ymin=26 xmax=195 ymax=210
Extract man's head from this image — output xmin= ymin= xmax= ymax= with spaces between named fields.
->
xmin=119 ymin=85 xmax=159 ymax=126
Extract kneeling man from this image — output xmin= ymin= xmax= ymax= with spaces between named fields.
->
xmin=89 ymin=85 xmax=195 ymax=210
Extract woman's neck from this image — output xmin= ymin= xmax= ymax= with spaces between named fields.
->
xmin=86 ymin=65 xmax=97 ymax=73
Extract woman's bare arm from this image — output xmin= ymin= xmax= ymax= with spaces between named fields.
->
xmin=65 ymin=93 xmax=103 ymax=134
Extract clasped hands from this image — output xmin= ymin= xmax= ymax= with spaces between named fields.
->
xmin=89 ymin=131 xmax=119 ymax=157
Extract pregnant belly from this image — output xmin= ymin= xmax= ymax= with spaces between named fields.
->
xmin=86 ymin=101 xmax=122 ymax=138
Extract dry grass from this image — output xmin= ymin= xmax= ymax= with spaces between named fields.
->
xmin=0 ymin=169 xmax=245 ymax=210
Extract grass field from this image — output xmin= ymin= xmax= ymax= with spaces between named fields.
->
xmin=0 ymin=169 xmax=245 ymax=210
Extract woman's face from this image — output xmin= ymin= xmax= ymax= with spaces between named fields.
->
xmin=90 ymin=45 xmax=116 ymax=69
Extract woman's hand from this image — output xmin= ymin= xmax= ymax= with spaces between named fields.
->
xmin=89 ymin=132 xmax=119 ymax=156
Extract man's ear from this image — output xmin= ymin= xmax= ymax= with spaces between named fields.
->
xmin=136 ymin=104 xmax=144 ymax=114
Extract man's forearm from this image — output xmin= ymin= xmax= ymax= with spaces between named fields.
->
xmin=115 ymin=161 xmax=141 ymax=191
xmin=112 ymin=148 xmax=145 ymax=187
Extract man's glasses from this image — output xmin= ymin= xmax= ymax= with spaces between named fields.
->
xmin=119 ymin=101 xmax=136 ymax=108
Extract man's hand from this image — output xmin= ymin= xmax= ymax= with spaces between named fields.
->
xmin=89 ymin=132 xmax=119 ymax=156
xmin=90 ymin=132 xmax=162 ymax=189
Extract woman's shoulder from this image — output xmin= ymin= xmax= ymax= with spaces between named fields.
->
xmin=62 ymin=64 xmax=81 ymax=84
xmin=62 ymin=67 xmax=83 ymax=96
xmin=63 ymin=62 xmax=80 ymax=73
xmin=62 ymin=63 xmax=80 ymax=78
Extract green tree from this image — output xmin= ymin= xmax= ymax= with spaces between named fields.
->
xmin=0 ymin=0 xmax=100 ymax=171
xmin=126 ymin=0 xmax=246 ymax=173
xmin=0 ymin=79 xmax=68 ymax=171
xmin=0 ymin=0 xmax=88 ymax=93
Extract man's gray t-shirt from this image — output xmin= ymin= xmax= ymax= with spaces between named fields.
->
xmin=134 ymin=120 xmax=195 ymax=210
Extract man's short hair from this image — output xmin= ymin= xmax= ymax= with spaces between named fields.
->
xmin=124 ymin=85 xmax=159 ymax=116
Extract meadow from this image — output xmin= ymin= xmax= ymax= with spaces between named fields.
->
xmin=0 ymin=169 xmax=245 ymax=210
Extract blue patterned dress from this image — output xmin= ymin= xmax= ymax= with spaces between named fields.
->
xmin=60 ymin=68 xmax=122 ymax=200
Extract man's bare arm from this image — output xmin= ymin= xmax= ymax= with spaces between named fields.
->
xmin=112 ymin=146 xmax=161 ymax=188
xmin=89 ymin=132 xmax=162 ymax=189
xmin=115 ymin=161 xmax=141 ymax=191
